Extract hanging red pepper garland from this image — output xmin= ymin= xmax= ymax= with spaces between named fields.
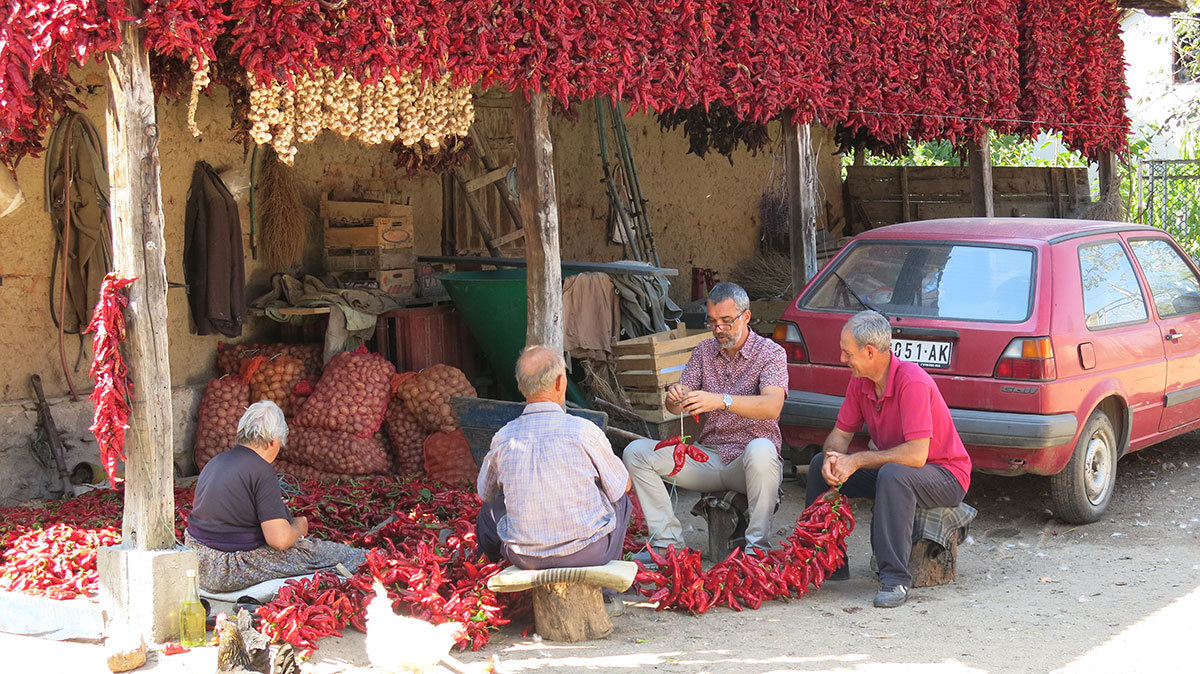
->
xmin=85 ymin=274 xmax=138 ymax=486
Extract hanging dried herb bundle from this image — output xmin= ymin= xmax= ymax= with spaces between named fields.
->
xmin=390 ymin=134 xmax=473 ymax=176
xmin=657 ymin=104 xmax=771 ymax=164
xmin=258 ymin=147 xmax=310 ymax=271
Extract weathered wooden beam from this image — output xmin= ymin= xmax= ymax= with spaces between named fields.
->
xmin=1098 ymin=151 xmax=1120 ymax=220
xmin=784 ymin=121 xmax=819 ymax=293
xmin=105 ymin=1 xmax=175 ymax=550
xmin=468 ymin=125 xmax=525 ymax=229
xmin=968 ymin=136 xmax=995 ymax=218
xmin=513 ymin=92 xmax=563 ymax=352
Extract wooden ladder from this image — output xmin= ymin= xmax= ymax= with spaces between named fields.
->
xmin=451 ymin=124 xmax=525 ymax=256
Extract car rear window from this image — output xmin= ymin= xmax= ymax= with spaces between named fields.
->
xmin=802 ymin=242 xmax=1034 ymax=321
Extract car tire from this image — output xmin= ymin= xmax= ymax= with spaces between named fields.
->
xmin=1050 ymin=409 xmax=1118 ymax=524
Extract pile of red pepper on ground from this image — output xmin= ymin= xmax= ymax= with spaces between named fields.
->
xmin=0 ymin=474 xmax=850 ymax=655
xmin=633 ymin=488 xmax=855 ymax=614
xmin=2 ymin=1 xmax=1127 ymax=170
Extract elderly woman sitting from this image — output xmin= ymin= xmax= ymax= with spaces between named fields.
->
xmin=184 ymin=401 xmax=367 ymax=593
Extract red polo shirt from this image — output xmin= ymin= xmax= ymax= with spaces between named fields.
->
xmin=835 ymin=355 xmax=972 ymax=492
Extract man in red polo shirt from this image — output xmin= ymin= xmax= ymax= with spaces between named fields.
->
xmin=806 ymin=310 xmax=971 ymax=608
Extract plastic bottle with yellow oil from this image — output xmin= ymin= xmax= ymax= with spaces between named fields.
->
xmin=180 ymin=568 xmax=206 ymax=647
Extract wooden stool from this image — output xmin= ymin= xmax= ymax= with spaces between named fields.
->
xmin=692 ymin=490 xmax=782 ymax=560
xmin=487 ymin=560 xmax=637 ymax=642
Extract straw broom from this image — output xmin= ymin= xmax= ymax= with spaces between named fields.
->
xmin=258 ymin=147 xmax=311 ymax=271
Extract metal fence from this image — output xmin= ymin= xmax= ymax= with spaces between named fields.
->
xmin=1139 ymin=159 xmax=1200 ymax=258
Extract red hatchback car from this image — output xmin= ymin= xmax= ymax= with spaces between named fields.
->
xmin=776 ymin=218 xmax=1200 ymax=523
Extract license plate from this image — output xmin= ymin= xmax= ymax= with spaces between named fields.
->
xmin=892 ymin=339 xmax=952 ymax=368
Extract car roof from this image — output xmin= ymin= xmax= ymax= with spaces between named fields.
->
xmin=856 ymin=218 xmax=1165 ymax=245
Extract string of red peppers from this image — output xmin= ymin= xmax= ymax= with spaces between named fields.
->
xmin=633 ymin=488 xmax=855 ymax=614
xmin=85 ymin=274 xmax=138 ymax=487
xmin=3 ymin=1 xmax=1127 ymax=170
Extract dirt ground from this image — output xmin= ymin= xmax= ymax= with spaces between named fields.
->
xmin=5 ymin=432 xmax=1198 ymax=674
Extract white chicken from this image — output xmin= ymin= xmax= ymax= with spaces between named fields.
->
xmin=365 ymin=580 xmax=470 ymax=674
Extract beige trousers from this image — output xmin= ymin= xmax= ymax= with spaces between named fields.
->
xmin=623 ymin=437 xmax=781 ymax=550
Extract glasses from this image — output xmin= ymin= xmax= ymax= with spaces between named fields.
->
xmin=705 ymin=314 xmax=745 ymax=331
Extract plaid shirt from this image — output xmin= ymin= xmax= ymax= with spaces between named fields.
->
xmin=680 ymin=330 xmax=789 ymax=464
xmin=477 ymin=402 xmax=629 ymax=558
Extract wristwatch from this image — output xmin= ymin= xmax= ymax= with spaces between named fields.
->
xmin=722 ymin=393 xmax=733 ymax=411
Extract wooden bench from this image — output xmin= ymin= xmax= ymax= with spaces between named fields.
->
xmin=487 ymin=561 xmax=638 ymax=641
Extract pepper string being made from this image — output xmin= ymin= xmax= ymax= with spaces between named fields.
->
xmin=654 ymin=434 xmax=709 ymax=477
xmin=85 ymin=274 xmax=138 ymax=486
xmin=633 ymin=488 xmax=855 ymax=614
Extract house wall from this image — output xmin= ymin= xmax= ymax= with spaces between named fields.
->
xmin=0 ymin=64 xmax=841 ymax=505
xmin=1121 ymin=11 xmax=1200 ymax=157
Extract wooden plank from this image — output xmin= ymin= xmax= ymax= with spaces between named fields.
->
xmin=105 ymin=2 xmax=174 ymax=551
xmin=469 ymin=124 xmax=525 ymax=229
xmin=611 ymin=330 xmax=708 ymax=357
xmin=325 ymin=247 xmax=416 ymax=272
xmin=465 ymin=164 xmax=513 ymax=193
xmin=784 ymin=121 xmax=819 ymax=289
xmin=490 ymin=228 xmax=527 ymax=248
xmin=416 ymin=255 xmax=678 ymax=277
xmin=614 ymin=350 xmax=693 ymax=371
xmin=615 ymin=369 xmax=683 ymax=389
xmin=514 ymin=91 xmax=563 ymax=351
xmin=900 ymin=166 xmax=911 ymax=223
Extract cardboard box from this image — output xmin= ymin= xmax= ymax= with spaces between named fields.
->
xmin=416 ymin=262 xmax=450 ymax=298
xmin=374 ymin=268 xmax=416 ymax=298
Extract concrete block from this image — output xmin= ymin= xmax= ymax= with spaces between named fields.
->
xmin=97 ymin=545 xmax=198 ymax=643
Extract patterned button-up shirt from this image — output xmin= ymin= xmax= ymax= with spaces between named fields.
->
xmin=679 ymin=329 xmax=789 ymax=464
xmin=477 ymin=402 xmax=629 ymax=558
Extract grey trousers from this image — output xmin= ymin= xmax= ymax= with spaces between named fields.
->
xmin=476 ymin=494 xmax=632 ymax=570
xmin=624 ymin=437 xmax=782 ymax=550
xmin=805 ymin=453 xmax=965 ymax=587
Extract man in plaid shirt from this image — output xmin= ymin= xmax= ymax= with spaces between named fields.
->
xmin=476 ymin=346 xmax=632 ymax=575
xmin=624 ymin=283 xmax=788 ymax=554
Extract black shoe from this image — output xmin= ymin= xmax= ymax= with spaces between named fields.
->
xmin=828 ymin=563 xmax=850 ymax=581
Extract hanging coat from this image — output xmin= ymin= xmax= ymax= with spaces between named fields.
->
xmin=184 ymin=162 xmax=245 ymax=337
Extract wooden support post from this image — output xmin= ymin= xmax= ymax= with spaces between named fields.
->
xmin=900 ymin=166 xmax=911 ymax=222
xmin=1098 ymin=151 xmax=1120 ymax=220
xmin=968 ymin=135 xmax=995 ymax=218
xmin=513 ymin=91 xmax=563 ymax=352
xmin=784 ymin=121 xmax=819 ymax=293
xmin=105 ymin=1 xmax=175 ymax=550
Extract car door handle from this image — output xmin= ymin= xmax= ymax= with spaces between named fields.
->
xmin=1165 ymin=332 xmax=1182 ymax=342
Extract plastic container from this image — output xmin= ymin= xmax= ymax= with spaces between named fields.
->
xmin=438 ymin=269 xmax=587 ymax=405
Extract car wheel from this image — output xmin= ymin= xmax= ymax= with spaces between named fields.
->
xmin=1050 ymin=409 xmax=1118 ymax=524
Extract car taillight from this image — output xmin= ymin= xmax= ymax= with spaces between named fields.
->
xmin=994 ymin=337 xmax=1056 ymax=381
xmin=772 ymin=321 xmax=809 ymax=364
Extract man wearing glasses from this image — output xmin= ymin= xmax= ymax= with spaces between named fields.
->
xmin=624 ymin=282 xmax=788 ymax=557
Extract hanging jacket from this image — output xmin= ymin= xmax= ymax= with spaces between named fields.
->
xmin=184 ymin=162 xmax=245 ymax=337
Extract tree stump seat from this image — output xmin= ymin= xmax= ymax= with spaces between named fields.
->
xmin=487 ymin=560 xmax=637 ymax=642
xmin=871 ymin=503 xmax=977 ymax=588
xmin=691 ymin=490 xmax=782 ymax=560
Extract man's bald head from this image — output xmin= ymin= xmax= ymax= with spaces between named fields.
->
xmin=516 ymin=345 xmax=567 ymax=400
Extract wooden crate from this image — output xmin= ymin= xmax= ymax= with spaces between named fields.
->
xmin=321 ymin=194 xmax=414 ymax=249
xmin=329 ymin=267 xmax=416 ymax=299
xmin=325 ymin=246 xmax=416 ymax=272
xmin=613 ymin=326 xmax=709 ymax=423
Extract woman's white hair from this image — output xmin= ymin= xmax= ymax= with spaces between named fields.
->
xmin=235 ymin=400 xmax=289 ymax=447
